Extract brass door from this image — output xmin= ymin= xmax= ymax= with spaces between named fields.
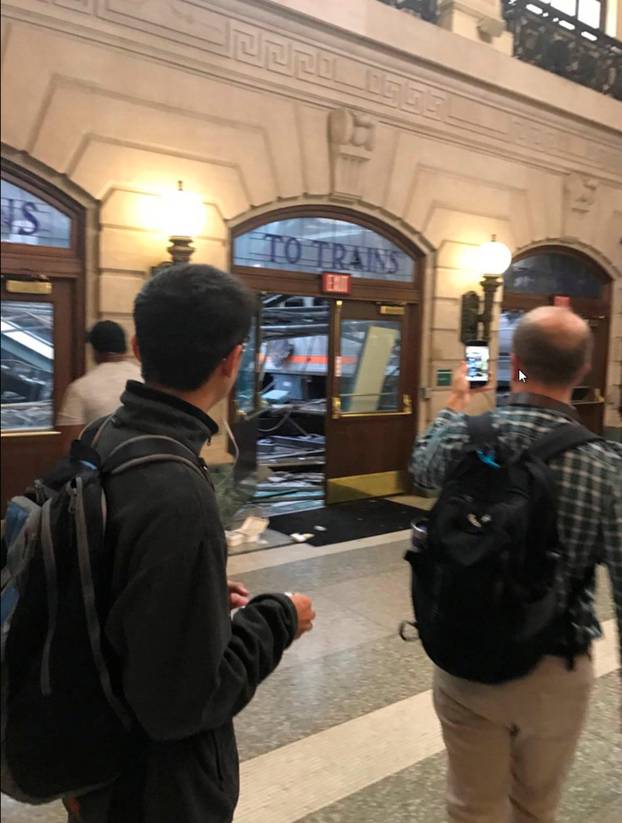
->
xmin=324 ymin=300 xmax=418 ymax=503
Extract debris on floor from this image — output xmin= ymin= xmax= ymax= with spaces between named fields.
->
xmin=251 ymin=470 xmax=325 ymax=517
xmin=225 ymin=515 xmax=269 ymax=549
xmin=289 ymin=532 xmax=314 ymax=543
xmin=257 ymin=434 xmax=325 ymax=468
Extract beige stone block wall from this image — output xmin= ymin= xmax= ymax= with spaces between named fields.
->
xmin=98 ymin=274 xmax=145 ymax=317
xmin=437 ymin=0 xmax=514 ymax=56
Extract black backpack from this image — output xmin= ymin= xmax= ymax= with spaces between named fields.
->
xmin=1 ymin=418 xmax=209 ymax=804
xmin=403 ymin=413 xmax=600 ymax=684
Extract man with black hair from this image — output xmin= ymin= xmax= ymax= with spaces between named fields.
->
xmin=58 ymin=319 xmax=141 ymax=442
xmin=411 ymin=306 xmax=621 ymax=823
xmin=65 ymin=264 xmax=315 ymax=823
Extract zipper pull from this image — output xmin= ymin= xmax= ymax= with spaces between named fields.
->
xmin=68 ymin=485 xmax=78 ymax=514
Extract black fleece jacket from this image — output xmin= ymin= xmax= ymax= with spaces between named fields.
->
xmin=79 ymin=381 xmax=297 ymax=823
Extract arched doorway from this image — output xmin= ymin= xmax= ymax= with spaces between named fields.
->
xmin=1 ymin=161 xmax=86 ymax=504
xmin=230 ymin=206 xmax=424 ymax=507
xmin=497 ymin=247 xmax=611 ymax=433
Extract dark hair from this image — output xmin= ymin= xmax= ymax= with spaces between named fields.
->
xmin=133 ymin=264 xmax=254 ymax=391
xmin=86 ymin=320 xmax=127 ymax=354
xmin=512 ymin=311 xmax=593 ymax=387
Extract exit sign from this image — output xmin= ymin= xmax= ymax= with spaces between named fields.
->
xmin=321 ymin=272 xmax=351 ymax=295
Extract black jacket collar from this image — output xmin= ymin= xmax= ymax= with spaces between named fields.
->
xmin=115 ymin=381 xmax=219 ymax=455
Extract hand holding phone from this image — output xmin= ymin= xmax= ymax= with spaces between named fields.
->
xmin=465 ymin=340 xmax=490 ymax=390
xmin=446 ymin=361 xmax=493 ymax=413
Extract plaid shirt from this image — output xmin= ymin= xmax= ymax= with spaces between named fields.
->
xmin=411 ymin=400 xmax=622 ymax=665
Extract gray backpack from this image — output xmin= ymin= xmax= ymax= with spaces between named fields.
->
xmin=1 ymin=418 xmax=208 ymax=803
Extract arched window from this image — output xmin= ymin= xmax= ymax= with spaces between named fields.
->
xmin=1 ymin=162 xmax=86 ymax=503
xmin=1 ymin=179 xmax=73 ymax=249
xmin=503 ymin=251 xmax=605 ymax=299
xmin=233 ymin=209 xmax=419 ymax=287
xmin=498 ymin=247 xmax=611 ymax=433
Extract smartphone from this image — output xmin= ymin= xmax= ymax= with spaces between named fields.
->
xmin=465 ymin=340 xmax=490 ymax=389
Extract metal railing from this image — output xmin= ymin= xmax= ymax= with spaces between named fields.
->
xmin=376 ymin=0 xmax=438 ymax=24
xmin=375 ymin=0 xmax=621 ymax=99
xmin=502 ymin=0 xmax=622 ymax=99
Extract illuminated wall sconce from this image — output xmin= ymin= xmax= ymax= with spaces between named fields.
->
xmin=460 ymin=235 xmax=512 ymax=343
xmin=150 ymin=180 xmax=204 ymax=277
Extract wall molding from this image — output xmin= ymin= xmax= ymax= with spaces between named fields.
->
xmin=2 ymin=0 xmax=621 ymax=184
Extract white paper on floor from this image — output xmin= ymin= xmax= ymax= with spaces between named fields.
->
xmin=226 ymin=516 xmax=269 ymax=548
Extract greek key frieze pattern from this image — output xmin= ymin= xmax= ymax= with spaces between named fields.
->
xmin=30 ymin=0 xmax=622 ymax=175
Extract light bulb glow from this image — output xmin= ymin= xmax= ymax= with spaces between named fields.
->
xmin=478 ymin=236 xmax=512 ymax=275
xmin=156 ymin=181 xmax=204 ymax=238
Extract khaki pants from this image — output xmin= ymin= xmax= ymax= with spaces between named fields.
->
xmin=433 ymin=655 xmax=594 ymax=823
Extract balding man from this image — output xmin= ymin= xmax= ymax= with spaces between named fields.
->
xmin=411 ymin=307 xmax=621 ymax=823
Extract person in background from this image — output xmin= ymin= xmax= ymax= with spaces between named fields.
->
xmin=411 ymin=306 xmax=621 ymax=823
xmin=57 ymin=320 xmax=142 ymax=443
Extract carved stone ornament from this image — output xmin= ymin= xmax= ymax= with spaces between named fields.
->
xmin=328 ymin=108 xmax=376 ymax=201
xmin=565 ymin=173 xmax=598 ymax=214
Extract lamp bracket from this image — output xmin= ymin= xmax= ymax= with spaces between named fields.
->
xmin=167 ymin=235 xmax=195 ymax=263
xmin=460 ymin=290 xmax=480 ymax=344
xmin=150 ymin=235 xmax=196 ymax=278
xmin=150 ymin=261 xmax=174 ymax=279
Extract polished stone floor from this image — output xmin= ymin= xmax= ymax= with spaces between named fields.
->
xmin=2 ymin=524 xmax=620 ymax=822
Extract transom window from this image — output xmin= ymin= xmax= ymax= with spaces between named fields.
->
xmin=233 ymin=216 xmax=415 ymax=283
xmin=1 ymin=180 xmax=72 ymax=249
xmin=504 ymin=252 xmax=604 ymax=298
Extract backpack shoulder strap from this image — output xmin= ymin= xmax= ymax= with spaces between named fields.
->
xmin=68 ymin=415 xmax=118 ymax=470
xmin=465 ymin=412 xmax=497 ymax=450
xmin=79 ymin=414 xmax=116 ymax=448
xmin=527 ymin=424 xmax=601 ymax=463
xmin=101 ymin=435 xmax=207 ymax=482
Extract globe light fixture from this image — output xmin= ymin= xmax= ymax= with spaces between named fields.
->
xmin=151 ymin=180 xmax=204 ymax=276
xmin=460 ymin=235 xmax=513 ymax=343
xmin=478 ymin=234 xmax=512 ymax=275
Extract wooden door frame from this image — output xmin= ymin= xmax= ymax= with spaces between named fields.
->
xmin=324 ymin=297 xmax=418 ymax=501
xmin=1 ymin=161 xmax=87 ymax=504
xmin=229 ymin=205 xmax=425 ymax=499
xmin=230 ymin=204 xmax=425 ymax=412
xmin=1 ymin=160 xmax=87 ymax=385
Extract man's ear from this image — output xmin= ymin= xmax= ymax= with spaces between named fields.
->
xmin=131 ymin=335 xmax=141 ymax=363
xmin=221 ymin=344 xmax=243 ymax=378
xmin=575 ymin=360 xmax=592 ymax=385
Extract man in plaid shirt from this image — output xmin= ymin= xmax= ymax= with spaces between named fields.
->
xmin=411 ymin=306 xmax=621 ymax=823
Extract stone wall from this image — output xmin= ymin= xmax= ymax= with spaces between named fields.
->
xmin=2 ymin=0 xmax=621 ymax=433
